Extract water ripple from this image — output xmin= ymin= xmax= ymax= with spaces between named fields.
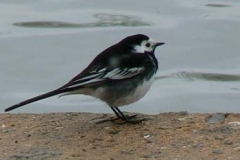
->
xmin=156 ymin=71 xmax=240 ymax=82
xmin=205 ymin=4 xmax=231 ymax=8
xmin=13 ymin=13 xmax=150 ymax=28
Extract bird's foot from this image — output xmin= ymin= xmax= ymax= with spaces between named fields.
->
xmin=118 ymin=114 xmax=146 ymax=124
xmin=95 ymin=114 xmax=145 ymax=124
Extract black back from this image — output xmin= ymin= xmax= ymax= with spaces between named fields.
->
xmin=68 ymin=34 xmax=156 ymax=82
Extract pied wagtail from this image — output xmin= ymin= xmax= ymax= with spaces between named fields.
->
xmin=5 ymin=34 xmax=165 ymax=123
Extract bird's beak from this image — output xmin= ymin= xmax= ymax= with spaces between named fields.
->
xmin=155 ymin=42 xmax=165 ymax=47
xmin=153 ymin=42 xmax=165 ymax=52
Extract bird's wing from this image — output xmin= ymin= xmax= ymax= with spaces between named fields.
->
xmin=104 ymin=67 xmax=144 ymax=80
xmin=61 ymin=65 xmax=144 ymax=90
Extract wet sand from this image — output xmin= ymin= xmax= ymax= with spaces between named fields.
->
xmin=1 ymin=112 xmax=240 ymax=160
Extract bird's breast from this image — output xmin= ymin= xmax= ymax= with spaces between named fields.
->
xmin=123 ymin=74 xmax=155 ymax=105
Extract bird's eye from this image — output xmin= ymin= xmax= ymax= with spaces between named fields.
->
xmin=145 ymin=43 xmax=151 ymax=47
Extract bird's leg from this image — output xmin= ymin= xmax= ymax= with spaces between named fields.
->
xmin=113 ymin=107 xmax=137 ymax=119
xmin=114 ymin=107 xmax=143 ymax=124
xmin=110 ymin=106 xmax=122 ymax=119
xmin=111 ymin=107 xmax=138 ymax=124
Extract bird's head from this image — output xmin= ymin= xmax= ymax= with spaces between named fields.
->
xmin=118 ymin=34 xmax=165 ymax=54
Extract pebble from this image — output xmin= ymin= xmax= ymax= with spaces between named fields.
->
xmin=223 ymin=140 xmax=233 ymax=145
xmin=178 ymin=111 xmax=189 ymax=116
xmin=143 ymin=154 xmax=152 ymax=158
xmin=228 ymin=122 xmax=240 ymax=129
xmin=103 ymin=127 xmax=110 ymax=130
xmin=8 ymin=147 xmax=60 ymax=160
xmin=143 ymin=135 xmax=151 ymax=139
xmin=159 ymin=126 xmax=175 ymax=129
xmin=233 ymin=147 xmax=240 ymax=151
xmin=212 ymin=149 xmax=224 ymax=154
xmin=3 ymin=128 xmax=16 ymax=133
xmin=178 ymin=117 xmax=188 ymax=121
xmin=228 ymin=122 xmax=240 ymax=126
xmin=108 ymin=130 xmax=120 ymax=135
xmin=205 ymin=113 xmax=226 ymax=124
xmin=146 ymin=140 xmax=154 ymax=143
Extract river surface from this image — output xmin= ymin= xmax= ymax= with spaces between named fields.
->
xmin=1 ymin=0 xmax=240 ymax=114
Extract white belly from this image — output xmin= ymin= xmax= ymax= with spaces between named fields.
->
xmin=62 ymin=75 xmax=156 ymax=107
xmin=114 ymin=75 xmax=155 ymax=106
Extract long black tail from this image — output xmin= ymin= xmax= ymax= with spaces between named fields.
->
xmin=5 ymin=89 xmax=64 ymax=112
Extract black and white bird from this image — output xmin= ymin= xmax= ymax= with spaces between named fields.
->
xmin=5 ymin=34 xmax=165 ymax=123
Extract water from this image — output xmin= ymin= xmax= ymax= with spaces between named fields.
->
xmin=1 ymin=0 xmax=240 ymax=114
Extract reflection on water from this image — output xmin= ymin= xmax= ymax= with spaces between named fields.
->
xmin=156 ymin=71 xmax=240 ymax=82
xmin=13 ymin=13 xmax=150 ymax=28
xmin=205 ymin=4 xmax=231 ymax=8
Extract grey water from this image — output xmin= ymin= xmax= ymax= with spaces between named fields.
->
xmin=1 ymin=0 xmax=240 ymax=114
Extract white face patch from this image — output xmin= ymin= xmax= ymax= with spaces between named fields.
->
xmin=133 ymin=38 xmax=155 ymax=54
